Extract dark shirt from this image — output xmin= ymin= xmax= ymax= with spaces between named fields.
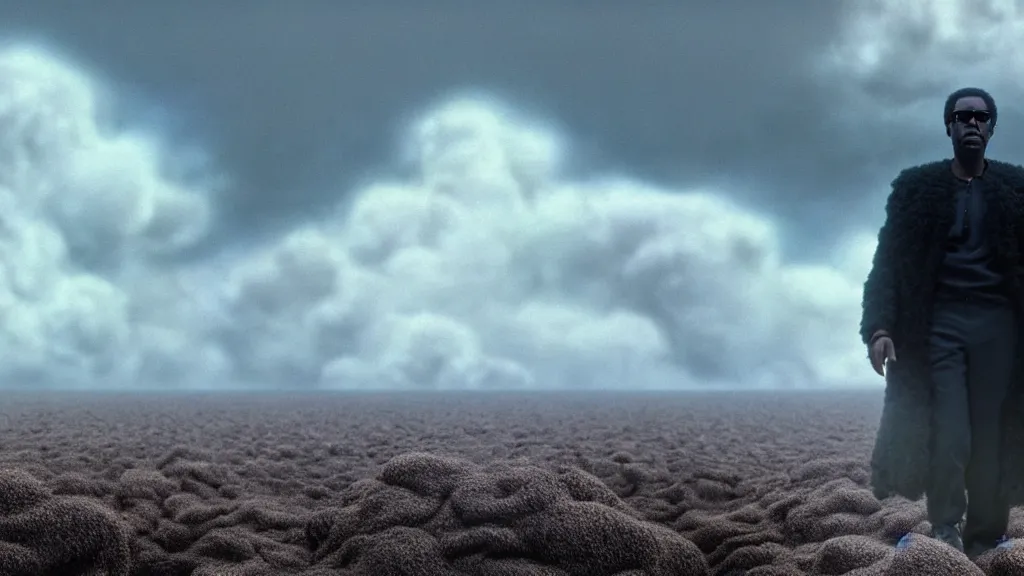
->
xmin=934 ymin=169 xmax=1009 ymax=305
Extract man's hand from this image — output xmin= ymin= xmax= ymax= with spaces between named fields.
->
xmin=870 ymin=331 xmax=897 ymax=377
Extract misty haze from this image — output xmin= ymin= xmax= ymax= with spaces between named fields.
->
xmin=1 ymin=1 xmax=1023 ymax=575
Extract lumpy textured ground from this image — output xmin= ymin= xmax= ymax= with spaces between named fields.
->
xmin=1 ymin=390 xmax=1023 ymax=575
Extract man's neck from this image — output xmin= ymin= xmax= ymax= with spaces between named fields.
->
xmin=952 ymin=155 xmax=986 ymax=180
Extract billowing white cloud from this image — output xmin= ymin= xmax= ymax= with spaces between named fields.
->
xmin=821 ymin=0 xmax=1024 ymax=122
xmin=203 ymin=96 xmax=882 ymax=390
xmin=0 ymin=47 xmax=223 ymax=389
xmin=826 ymin=0 xmax=1024 ymax=83
xmin=0 ymin=45 xmax=883 ymax=390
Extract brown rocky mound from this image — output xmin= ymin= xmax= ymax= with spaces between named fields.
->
xmin=305 ymin=452 xmax=708 ymax=575
xmin=0 ymin=467 xmax=131 ymax=576
xmin=1 ymin=391 xmax=1024 ymax=575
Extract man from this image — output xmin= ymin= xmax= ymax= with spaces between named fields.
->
xmin=863 ymin=87 xmax=1024 ymax=558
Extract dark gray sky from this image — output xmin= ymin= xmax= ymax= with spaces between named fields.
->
xmin=1 ymin=1 xmax=1016 ymax=257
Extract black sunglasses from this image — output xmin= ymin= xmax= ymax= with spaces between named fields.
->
xmin=952 ymin=110 xmax=991 ymax=124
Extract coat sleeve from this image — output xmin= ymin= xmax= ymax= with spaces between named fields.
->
xmin=859 ymin=186 xmax=903 ymax=346
xmin=998 ymin=165 xmax=1024 ymax=282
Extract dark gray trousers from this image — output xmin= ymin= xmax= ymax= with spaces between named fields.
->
xmin=926 ymin=297 xmax=1018 ymax=545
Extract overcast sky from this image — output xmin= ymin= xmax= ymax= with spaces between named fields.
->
xmin=0 ymin=0 xmax=1018 ymax=390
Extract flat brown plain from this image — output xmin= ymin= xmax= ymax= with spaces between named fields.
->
xmin=0 ymin=390 xmax=1022 ymax=576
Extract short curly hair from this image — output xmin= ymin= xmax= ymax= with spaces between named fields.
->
xmin=944 ymin=87 xmax=997 ymax=130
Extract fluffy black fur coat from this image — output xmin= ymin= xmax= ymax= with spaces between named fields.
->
xmin=863 ymin=158 xmax=1024 ymax=503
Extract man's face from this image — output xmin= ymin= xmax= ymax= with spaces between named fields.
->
xmin=948 ymin=96 xmax=992 ymax=154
